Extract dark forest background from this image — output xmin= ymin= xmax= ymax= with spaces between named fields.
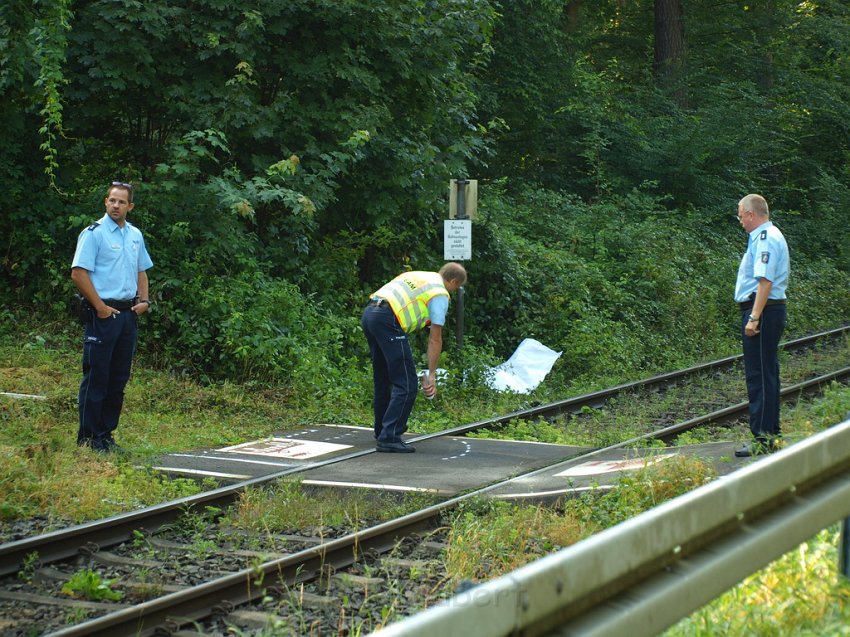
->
xmin=2 ymin=0 xmax=848 ymax=392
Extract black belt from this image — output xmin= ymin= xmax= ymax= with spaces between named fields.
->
xmin=738 ymin=298 xmax=786 ymax=311
xmin=367 ymin=297 xmax=388 ymax=307
xmin=101 ymin=298 xmax=137 ymax=310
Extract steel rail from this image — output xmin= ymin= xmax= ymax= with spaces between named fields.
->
xmin=648 ymin=365 xmax=850 ymax=443
xmin=1 ymin=326 xmax=846 ymax=578
xmin=45 ymin=506 xmax=445 ymax=636
xmin=472 ymin=366 xmax=850 ymax=503
xmin=372 ymin=419 xmax=850 ymax=637
xmin=419 ymin=325 xmax=848 ymax=439
xmin=0 ymin=448 xmax=374 ymax=578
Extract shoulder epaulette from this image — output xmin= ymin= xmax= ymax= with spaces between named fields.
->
xmin=87 ymin=221 xmax=101 ymax=231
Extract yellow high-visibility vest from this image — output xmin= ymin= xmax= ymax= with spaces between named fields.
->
xmin=372 ymin=271 xmax=449 ymax=334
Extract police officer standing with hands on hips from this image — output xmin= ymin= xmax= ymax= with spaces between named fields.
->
xmin=71 ymin=181 xmax=154 ymax=452
xmin=361 ymin=263 xmax=467 ymax=453
xmin=733 ymin=193 xmax=789 ymax=458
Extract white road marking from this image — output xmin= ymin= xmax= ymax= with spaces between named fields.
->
xmin=302 ymin=479 xmax=445 ymax=493
xmin=152 ymin=467 xmax=251 ymax=480
xmin=168 ymin=453 xmax=293 ymax=467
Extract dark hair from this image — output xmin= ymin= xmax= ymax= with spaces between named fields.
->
xmin=108 ymin=181 xmax=134 ymax=203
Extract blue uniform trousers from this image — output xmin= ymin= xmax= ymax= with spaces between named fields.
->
xmin=361 ymin=303 xmax=418 ymax=443
xmin=78 ymin=311 xmax=138 ymax=449
xmin=741 ymin=303 xmax=786 ymax=441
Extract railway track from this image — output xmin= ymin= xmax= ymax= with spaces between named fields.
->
xmin=0 ymin=326 xmax=847 ymax=636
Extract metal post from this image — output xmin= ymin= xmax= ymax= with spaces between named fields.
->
xmin=454 ymin=179 xmax=468 ymax=351
xmin=455 ymin=179 xmax=468 ymax=221
xmin=456 ymin=286 xmax=465 ymax=350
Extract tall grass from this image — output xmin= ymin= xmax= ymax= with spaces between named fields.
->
xmin=228 ymin=480 xmax=438 ymax=532
xmin=443 ymin=453 xmax=715 ymax=582
xmin=665 ymin=526 xmax=850 ymax=636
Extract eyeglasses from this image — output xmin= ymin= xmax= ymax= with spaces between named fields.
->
xmin=111 ymin=181 xmax=133 ymax=190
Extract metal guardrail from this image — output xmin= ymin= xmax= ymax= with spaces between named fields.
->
xmin=373 ymin=417 xmax=850 ymax=637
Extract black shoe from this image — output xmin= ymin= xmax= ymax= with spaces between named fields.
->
xmin=376 ymin=440 xmax=416 ymax=453
xmin=100 ymin=437 xmax=127 ymax=454
xmin=78 ymin=439 xmax=109 ymax=453
xmin=734 ymin=439 xmax=778 ymax=458
xmin=734 ymin=443 xmax=758 ymax=458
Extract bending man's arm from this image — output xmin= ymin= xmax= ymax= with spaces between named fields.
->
xmin=424 ymin=324 xmax=443 ymax=396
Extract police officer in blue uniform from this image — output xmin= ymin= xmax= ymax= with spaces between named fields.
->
xmin=733 ymin=194 xmax=790 ymax=457
xmin=71 ymin=182 xmax=154 ymax=452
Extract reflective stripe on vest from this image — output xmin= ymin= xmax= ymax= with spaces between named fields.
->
xmin=373 ymin=271 xmax=449 ymax=334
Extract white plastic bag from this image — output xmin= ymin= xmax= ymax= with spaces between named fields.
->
xmin=486 ymin=338 xmax=561 ymax=394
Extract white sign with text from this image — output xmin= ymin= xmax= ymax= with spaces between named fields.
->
xmin=444 ymin=219 xmax=472 ymax=260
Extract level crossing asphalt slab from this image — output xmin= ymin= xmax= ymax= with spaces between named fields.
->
xmin=151 ymin=423 xmax=589 ymax=489
xmin=152 ymin=425 xmax=755 ymax=499
xmin=297 ymin=433 xmax=590 ymax=495
xmin=151 ymin=424 xmax=374 ymax=481
xmin=486 ymin=441 xmax=753 ymax=503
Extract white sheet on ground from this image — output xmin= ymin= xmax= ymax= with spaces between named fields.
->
xmin=487 ymin=338 xmax=561 ymax=394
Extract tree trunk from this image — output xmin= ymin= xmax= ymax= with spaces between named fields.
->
xmin=654 ymin=0 xmax=687 ymax=107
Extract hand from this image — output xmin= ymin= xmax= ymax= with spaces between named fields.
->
xmin=420 ymin=372 xmax=437 ymax=398
xmin=745 ymin=319 xmax=760 ymax=337
xmin=132 ymin=301 xmax=150 ymax=315
xmin=96 ymin=305 xmax=117 ymax=319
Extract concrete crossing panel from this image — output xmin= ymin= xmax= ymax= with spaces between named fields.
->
xmin=152 ymin=426 xmax=756 ymax=500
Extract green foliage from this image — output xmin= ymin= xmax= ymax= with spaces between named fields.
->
xmin=466 ymin=182 xmax=848 ymax=385
xmin=445 ymin=499 xmax=564 ymax=580
xmin=573 ymin=454 xmax=715 ymax=529
xmin=467 ymin=187 xmax=703 ymax=379
xmin=152 ymin=269 xmax=354 ymax=383
xmin=787 ymin=259 xmax=850 ymax=332
xmin=61 ymin=569 xmax=123 ymax=602
xmin=163 ymin=505 xmax=223 ymax=540
xmin=469 ymin=417 xmax=566 ymax=444
xmin=17 ymin=551 xmax=39 ymax=583
xmin=1 ymin=0 xmax=849 ymax=388
xmin=445 ymin=454 xmax=714 ymax=582
xmin=53 ymin=0 xmax=498 ymax=266
xmin=479 ymin=0 xmax=850 ymax=266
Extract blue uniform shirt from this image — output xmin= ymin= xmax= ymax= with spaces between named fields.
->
xmin=734 ymin=221 xmax=789 ymax=302
xmin=427 ymin=295 xmax=449 ymax=326
xmin=72 ymin=214 xmax=153 ymax=300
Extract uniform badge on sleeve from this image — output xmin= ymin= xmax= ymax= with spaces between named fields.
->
xmin=761 ymin=252 xmax=770 ymax=264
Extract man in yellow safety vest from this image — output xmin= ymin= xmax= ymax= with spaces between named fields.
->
xmin=361 ymin=262 xmax=467 ymax=453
